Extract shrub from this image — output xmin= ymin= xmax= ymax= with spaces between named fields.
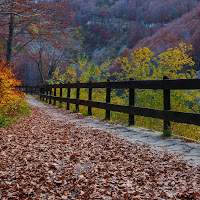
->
xmin=0 ymin=59 xmax=29 ymax=127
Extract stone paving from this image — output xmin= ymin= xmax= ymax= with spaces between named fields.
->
xmin=27 ymin=96 xmax=200 ymax=166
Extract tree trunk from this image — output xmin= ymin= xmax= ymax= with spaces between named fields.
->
xmin=38 ymin=49 xmax=45 ymax=84
xmin=47 ymin=64 xmax=55 ymax=80
xmin=6 ymin=13 xmax=14 ymax=62
xmin=40 ymin=69 xmax=46 ymax=85
xmin=47 ymin=67 xmax=52 ymax=80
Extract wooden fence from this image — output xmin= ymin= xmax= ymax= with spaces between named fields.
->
xmin=34 ymin=76 xmax=200 ymax=137
xmin=16 ymin=86 xmax=40 ymax=94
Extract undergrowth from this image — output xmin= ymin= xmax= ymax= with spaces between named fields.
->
xmin=46 ymin=43 xmax=200 ymax=141
xmin=0 ymin=59 xmax=30 ymax=127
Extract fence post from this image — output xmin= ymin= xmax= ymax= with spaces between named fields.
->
xmin=105 ymin=79 xmax=111 ymax=120
xmin=37 ymin=86 xmax=40 ymax=94
xmin=30 ymin=87 xmax=33 ymax=95
xmin=88 ymin=80 xmax=92 ymax=115
xmin=49 ymin=87 xmax=52 ymax=104
xmin=59 ymin=83 xmax=62 ymax=106
xmin=163 ymin=76 xmax=171 ymax=136
xmin=67 ymin=82 xmax=70 ymax=110
xmin=76 ymin=81 xmax=80 ymax=112
xmin=45 ymin=87 xmax=48 ymax=103
xmin=53 ymin=87 xmax=57 ymax=106
xmin=42 ymin=88 xmax=45 ymax=101
xmin=129 ymin=78 xmax=135 ymax=126
xmin=39 ymin=87 xmax=42 ymax=100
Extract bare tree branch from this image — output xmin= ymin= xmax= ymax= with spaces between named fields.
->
xmin=13 ymin=24 xmax=28 ymax=38
xmin=27 ymin=52 xmax=40 ymax=66
xmin=12 ymin=38 xmax=33 ymax=58
xmin=0 ymin=31 xmax=8 ymax=41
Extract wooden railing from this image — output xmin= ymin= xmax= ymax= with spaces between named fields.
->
xmin=16 ymin=86 xmax=40 ymax=94
xmin=38 ymin=77 xmax=200 ymax=136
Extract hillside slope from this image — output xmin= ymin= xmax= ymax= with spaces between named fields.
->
xmin=132 ymin=4 xmax=200 ymax=69
xmin=71 ymin=0 xmax=200 ymax=68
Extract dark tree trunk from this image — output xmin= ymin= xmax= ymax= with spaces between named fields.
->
xmin=47 ymin=65 xmax=55 ymax=80
xmin=39 ymin=48 xmax=45 ymax=84
xmin=6 ymin=14 xmax=14 ymax=62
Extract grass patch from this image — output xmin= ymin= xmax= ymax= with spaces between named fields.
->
xmin=58 ymin=103 xmax=63 ymax=108
xmin=0 ymin=100 xmax=30 ymax=128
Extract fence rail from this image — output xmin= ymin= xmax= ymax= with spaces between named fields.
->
xmin=19 ymin=77 xmax=200 ymax=136
xmin=39 ymin=78 xmax=200 ymax=90
xmin=16 ymin=86 xmax=40 ymax=94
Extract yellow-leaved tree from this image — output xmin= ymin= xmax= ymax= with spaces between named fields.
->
xmin=0 ymin=59 xmax=29 ymax=127
xmin=48 ymin=43 xmax=200 ymax=140
xmin=111 ymin=43 xmax=199 ymax=140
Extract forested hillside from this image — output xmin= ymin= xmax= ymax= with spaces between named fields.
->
xmin=133 ymin=4 xmax=200 ymax=70
xmin=0 ymin=0 xmax=200 ymax=84
xmin=70 ymin=0 xmax=200 ymax=67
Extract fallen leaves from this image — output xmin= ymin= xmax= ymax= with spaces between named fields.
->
xmin=0 ymin=105 xmax=199 ymax=199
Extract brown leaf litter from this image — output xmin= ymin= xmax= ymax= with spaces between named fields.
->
xmin=0 ymin=105 xmax=199 ymax=199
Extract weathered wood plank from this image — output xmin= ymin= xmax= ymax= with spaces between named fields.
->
xmin=163 ymin=76 xmax=171 ymax=136
xmin=129 ymin=78 xmax=135 ymax=126
xmin=106 ymin=80 xmax=111 ymax=120
xmin=88 ymin=81 xmax=92 ymax=115
xmin=41 ymin=80 xmax=163 ymax=89
xmin=40 ymin=94 xmax=200 ymax=126
xmin=163 ymin=79 xmax=200 ymax=90
xmin=41 ymin=78 xmax=200 ymax=90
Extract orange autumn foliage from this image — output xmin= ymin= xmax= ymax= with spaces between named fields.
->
xmin=0 ymin=59 xmax=24 ymax=108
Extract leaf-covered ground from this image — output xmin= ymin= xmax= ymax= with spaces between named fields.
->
xmin=0 ymin=105 xmax=199 ymax=199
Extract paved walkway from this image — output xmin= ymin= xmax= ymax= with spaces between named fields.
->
xmin=27 ymin=96 xmax=200 ymax=166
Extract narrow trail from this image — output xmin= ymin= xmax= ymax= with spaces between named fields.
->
xmin=28 ymin=95 xmax=200 ymax=165
xmin=0 ymin=95 xmax=199 ymax=199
